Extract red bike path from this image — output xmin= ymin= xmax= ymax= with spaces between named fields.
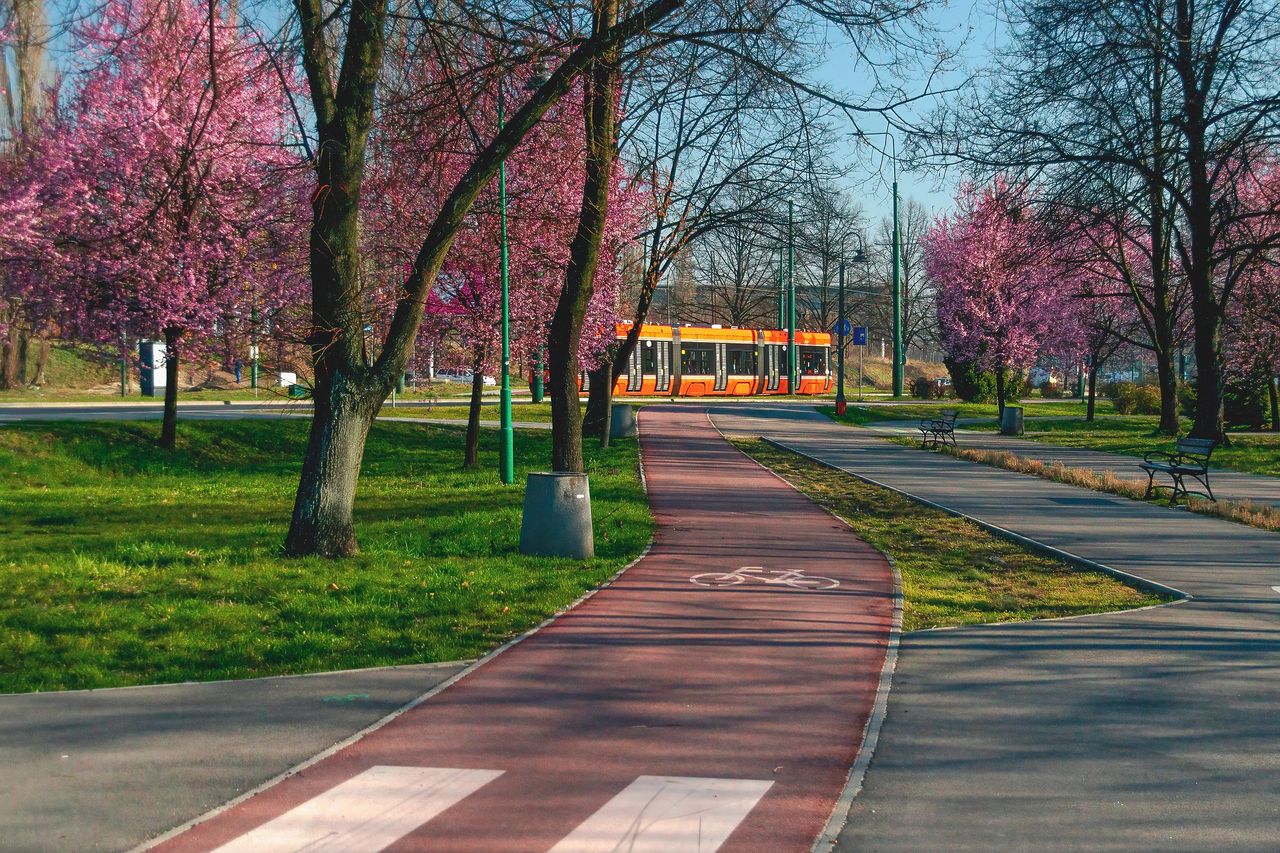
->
xmin=145 ymin=406 xmax=896 ymax=853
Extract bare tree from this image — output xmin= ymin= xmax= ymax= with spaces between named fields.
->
xmin=933 ymin=0 xmax=1280 ymax=438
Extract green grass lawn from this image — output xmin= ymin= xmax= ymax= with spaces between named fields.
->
xmin=822 ymin=399 xmax=1113 ymax=426
xmin=1021 ymin=417 xmax=1280 ymax=476
xmin=0 ymin=420 xmax=650 ymax=693
xmin=736 ymin=439 xmax=1168 ymax=630
xmin=384 ymin=401 xmax=558 ymax=423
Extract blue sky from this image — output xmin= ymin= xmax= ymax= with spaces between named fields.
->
xmin=814 ymin=0 xmax=997 ymax=225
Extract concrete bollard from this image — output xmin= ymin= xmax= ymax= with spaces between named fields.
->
xmin=519 ymin=472 xmax=595 ymax=559
xmin=609 ymin=404 xmax=638 ymax=439
xmin=1000 ymin=405 xmax=1024 ymax=436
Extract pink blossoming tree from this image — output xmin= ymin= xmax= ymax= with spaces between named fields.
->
xmin=7 ymin=0 xmax=303 ymax=446
xmin=926 ymin=181 xmax=1081 ymax=417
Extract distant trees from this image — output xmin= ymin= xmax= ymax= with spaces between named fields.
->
xmin=936 ymin=0 xmax=1280 ymax=439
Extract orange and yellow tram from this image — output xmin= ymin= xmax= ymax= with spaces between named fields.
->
xmin=587 ymin=323 xmax=832 ymax=397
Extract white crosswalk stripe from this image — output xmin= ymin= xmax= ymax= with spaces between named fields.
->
xmin=548 ymin=775 xmax=774 ymax=853
xmin=210 ymin=766 xmax=503 ymax=853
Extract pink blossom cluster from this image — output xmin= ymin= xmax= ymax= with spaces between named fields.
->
xmin=926 ymin=180 xmax=1083 ymax=376
xmin=0 ymin=0 xmax=306 ymax=361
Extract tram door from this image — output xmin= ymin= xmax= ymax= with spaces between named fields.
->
xmin=655 ymin=340 xmax=672 ymax=392
xmin=714 ymin=343 xmax=728 ymax=391
xmin=628 ymin=344 xmax=644 ymax=392
xmin=765 ymin=345 xmax=781 ymax=391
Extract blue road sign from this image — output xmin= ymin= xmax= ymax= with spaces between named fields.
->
xmin=835 ymin=318 xmax=852 ymax=337
xmin=852 ymin=326 xmax=868 ymax=346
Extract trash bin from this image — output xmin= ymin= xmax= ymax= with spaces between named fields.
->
xmin=1000 ymin=405 xmax=1024 ymax=435
xmin=609 ymin=404 xmax=638 ymax=438
xmin=288 ymin=384 xmax=308 ymax=399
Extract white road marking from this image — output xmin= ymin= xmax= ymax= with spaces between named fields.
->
xmin=210 ymin=766 xmax=503 ymax=853
xmin=548 ymin=775 xmax=773 ymax=853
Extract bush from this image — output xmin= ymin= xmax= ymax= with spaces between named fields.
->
xmin=911 ymin=376 xmax=939 ymax=399
xmin=944 ymin=357 xmax=993 ymax=402
xmin=1225 ymin=374 xmax=1268 ymax=429
xmin=1111 ymin=382 xmax=1162 ymax=415
xmin=1039 ymin=380 xmax=1064 ymax=399
xmin=1179 ymin=377 xmax=1267 ymax=428
xmin=944 ymin=358 xmax=1030 ymax=404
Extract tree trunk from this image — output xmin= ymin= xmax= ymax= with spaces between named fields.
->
xmin=15 ymin=329 xmax=29 ymax=385
xmin=1087 ymin=359 xmax=1099 ymax=422
xmin=159 ymin=328 xmax=181 ymax=449
xmin=995 ymin=365 xmax=1007 ymax=422
xmin=29 ymin=335 xmax=49 ymax=386
xmin=1188 ymin=301 xmax=1224 ymax=440
xmin=285 ymin=372 xmax=378 ymax=557
xmin=548 ymin=0 xmax=622 ymax=473
xmin=0 ymin=321 xmax=19 ymax=389
xmin=583 ymin=355 xmax=613 ymax=447
xmin=463 ymin=350 xmax=485 ymax=468
xmin=1153 ymin=341 xmax=1180 ymax=436
xmin=1268 ymin=375 xmax=1279 ymax=433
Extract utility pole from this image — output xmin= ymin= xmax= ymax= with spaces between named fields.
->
xmin=787 ymin=200 xmax=796 ymax=392
xmin=891 ymin=179 xmax=903 ymax=397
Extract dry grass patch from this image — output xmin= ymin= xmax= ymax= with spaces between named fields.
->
xmin=909 ymin=440 xmax=1280 ymax=534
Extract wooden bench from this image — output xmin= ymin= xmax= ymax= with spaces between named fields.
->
xmin=1139 ymin=437 xmax=1217 ymax=504
xmin=919 ymin=410 xmax=958 ymax=449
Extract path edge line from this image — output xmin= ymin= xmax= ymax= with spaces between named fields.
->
xmin=704 ymin=413 xmax=902 ymax=852
xmin=129 ymin=438 xmax=655 ymax=853
xmin=759 ymin=436 xmax=1190 ymax=603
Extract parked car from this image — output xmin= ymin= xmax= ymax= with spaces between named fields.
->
xmin=436 ymin=369 xmax=496 ymax=386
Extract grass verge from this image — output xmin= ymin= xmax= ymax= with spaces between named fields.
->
xmin=0 ymin=420 xmax=650 ymax=693
xmin=822 ymin=400 xmax=1115 ymax=427
xmin=898 ymin=438 xmax=1280 ymax=534
xmin=1019 ymin=416 xmax=1280 ymax=477
xmin=734 ymin=438 xmax=1167 ymax=631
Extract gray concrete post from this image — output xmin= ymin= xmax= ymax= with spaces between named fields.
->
xmin=519 ymin=473 xmax=595 ymax=559
xmin=609 ymin=404 xmax=638 ymax=439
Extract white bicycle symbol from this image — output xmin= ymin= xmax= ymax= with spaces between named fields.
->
xmin=690 ymin=566 xmax=840 ymax=590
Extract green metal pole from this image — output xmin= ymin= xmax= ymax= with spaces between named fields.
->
xmin=787 ymin=200 xmax=796 ymax=392
xmin=119 ymin=356 xmax=127 ymax=397
xmin=836 ymin=260 xmax=846 ymax=413
xmin=777 ymin=247 xmax=784 ymax=329
xmin=498 ymin=88 xmax=514 ymax=485
xmin=891 ymin=180 xmax=903 ymax=397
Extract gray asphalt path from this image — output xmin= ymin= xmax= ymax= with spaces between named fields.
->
xmin=0 ymin=662 xmax=468 ymax=853
xmin=867 ymin=418 xmax=1280 ymax=508
xmin=710 ymin=405 xmax=1280 ymax=852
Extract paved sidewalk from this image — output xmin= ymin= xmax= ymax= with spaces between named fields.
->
xmin=866 ymin=418 xmax=1280 ymax=508
xmin=136 ymin=406 xmax=895 ymax=853
xmin=710 ymin=406 xmax=1280 ymax=852
xmin=0 ymin=663 xmax=469 ymax=852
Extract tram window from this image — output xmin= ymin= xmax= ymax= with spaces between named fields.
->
xmin=680 ymin=345 xmax=714 ymax=374
xmin=726 ymin=345 xmax=757 ymax=374
xmin=800 ymin=346 xmax=828 ymax=374
xmin=641 ymin=341 xmax=657 ymax=373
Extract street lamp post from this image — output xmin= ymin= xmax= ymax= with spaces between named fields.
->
xmin=496 ymin=68 xmax=547 ymax=484
xmin=787 ymin=200 xmax=796 ymax=392
xmin=835 ymin=235 xmax=869 ymax=416
xmin=497 ymin=86 xmax=515 ymax=485
xmin=858 ymin=130 xmax=903 ymax=397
